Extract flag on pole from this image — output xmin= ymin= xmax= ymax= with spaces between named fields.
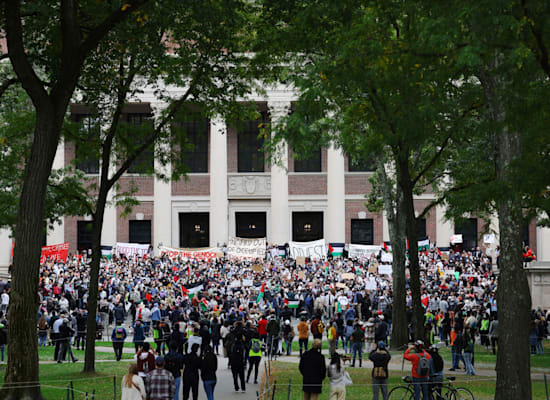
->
xmin=383 ymin=242 xmax=392 ymax=252
xmin=329 ymin=243 xmax=344 ymax=257
xmin=256 ymin=282 xmax=265 ymax=303
xmin=200 ymin=297 xmax=209 ymax=310
xmin=180 ymin=286 xmax=189 ymax=297
xmin=284 ymin=298 xmax=300 ymax=308
xmin=418 ymin=237 xmax=430 ymax=251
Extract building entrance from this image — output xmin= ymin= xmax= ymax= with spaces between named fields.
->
xmin=179 ymin=212 xmax=209 ymax=247
xmin=292 ymin=212 xmax=323 ymax=242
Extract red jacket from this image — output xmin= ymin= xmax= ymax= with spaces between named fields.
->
xmin=257 ymin=319 xmax=268 ymax=336
xmin=404 ymin=348 xmax=431 ymax=378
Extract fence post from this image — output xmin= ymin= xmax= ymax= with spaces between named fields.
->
xmin=287 ymin=378 xmax=291 ymax=400
xmin=271 ymin=380 xmax=277 ymax=400
xmin=70 ymin=380 xmax=75 ymax=400
xmin=85 ymin=392 xmax=88 ymax=400
xmin=92 ymin=388 xmax=95 ymax=400
xmin=545 ymin=373 xmax=549 ymax=400
xmin=66 ymin=384 xmax=70 ymax=400
xmin=113 ymin=375 xmax=116 ymax=400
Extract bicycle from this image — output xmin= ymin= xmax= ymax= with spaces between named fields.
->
xmin=388 ymin=376 xmax=474 ymax=400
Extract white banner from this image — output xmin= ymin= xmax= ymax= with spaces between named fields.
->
xmin=115 ymin=242 xmax=149 ymax=257
xmin=365 ymin=278 xmax=377 ymax=291
xmin=378 ymin=264 xmax=393 ymax=275
xmin=381 ymin=252 xmax=393 ymax=263
xmin=450 ymin=234 xmax=463 ymax=244
xmin=483 ymin=234 xmax=495 ymax=244
xmin=348 ymin=244 xmax=381 ymax=259
xmin=159 ymin=246 xmax=219 ymax=261
xmin=289 ymin=239 xmax=327 ymax=259
xmin=227 ymin=237 xmax=266 ymax=259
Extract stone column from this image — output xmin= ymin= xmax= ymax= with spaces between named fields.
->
xmin=209 ymin=117 xmax=229 ymax=247
xmin=48 ymin=140 xmax=65 ymax=245
xmin=537 ymin=223 xmax=550 ymax=262
xmin=327 ymin=144 xmax=346 ymax=243
xmin=435 ymin=204 xmax=454 ymax=247
xmin=153 ymin=143 xmax=172 ymax=250
xmin=268 ymin=101 xmax=291 ymax=245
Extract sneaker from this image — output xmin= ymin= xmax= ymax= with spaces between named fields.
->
xmin=449 ymin=368 xmax=455 ymax=371
xmin=73 ymin=359 xmax=78 ymax=363
xmin=241 ymin=389 xmax=246 ymax=393
xmin=235 ymin=389 xmax=239 ymax=393
xmin=254 ymin=381 xmax=258 ymax=385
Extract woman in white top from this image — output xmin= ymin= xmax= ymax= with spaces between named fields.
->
xmin=121 ymin=364 xmax=146 ymax=400
xmin=327 ymin=353 xmax=346 ymax=400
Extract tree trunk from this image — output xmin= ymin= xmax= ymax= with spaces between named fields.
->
xmin=83 ymin=191 xmax=108 ymax=373
xmin=396 ymin=152 xmax=424 ymax=341
xmin=1 ymin=108 xmax=62 ymax=400
xmin=480 ymin=68 xmax=532 ymax=400
xmin=376 ymin=160 xmax=408 ymax=349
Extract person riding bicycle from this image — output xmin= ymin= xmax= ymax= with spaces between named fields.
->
xmin=404 ymin=340 xmax=431 ymax=400
xmin=427 ymin=345 xmax=444 ymax=399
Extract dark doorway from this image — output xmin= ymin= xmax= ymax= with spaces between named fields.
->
xmin=351 ymin=219 xmax=374 ymax=245
xmin=179 ymin=213 xmax=209 ymax=247
xmin=129 ymin=220 xmax=151 ymax=244
xmin=236 ymin=212 xmax=267 ymax=238
xmin=455 ymin=218 xmax=478 ymax=251
xmin=292 ymin=212 xmax=323 ymax=242
xmin=77 ymin=221 xmax=93 ymax=252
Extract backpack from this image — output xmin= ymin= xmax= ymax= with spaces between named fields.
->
xmin=416 ymin=352 xmax=430 ymax=377
xmin=251 ymin=339 xmax=261 ymax=354
xmin=373 ymin=366 xmax=387 ymax=379
xmin=115 ymin=327 xmax=124 ymax=340
xmin=164 ymin=354 xmax=179 ymax=376
xmin=317 ymin=321 xmax=324 ymax=334
xmin=432 ymin=352 xmax=444 ymax=373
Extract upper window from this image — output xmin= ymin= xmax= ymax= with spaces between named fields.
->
xmin=294 ymin=146 xmax=321 ymax=172
xmin=417 ymin=218 xmax=427 ymax=239
xmin=348 ymin=156 xmax=375 ymax=172
xmin=237 ymin=118 xmax=265 ymax=173
xmin=180 ymin=119 xmax=209 ymax=173
xmin=455 ymin=218 xmax=478 ymax=250
xmin=125 ymin=113 xmax=154 ymax=174
xmin=75 ymin=116 xmax=100 ymax=174
xmin=129 ymin=220 xmax=151 ymax=244
xmin=77 ymin=221 xmax=93 ymax=251
xmin=351 ymin=219 xmax=374 ymax=245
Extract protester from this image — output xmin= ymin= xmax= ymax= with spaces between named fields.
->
xmin=327 ymin=352 xmax=346 ymax=400
xmin=427 ymin=345 xmax=444 ymax=400
xmin=247 ymin=332 xmax=263 ymax=384
xmin=297 ymin=317 xmax=309 ymax=357
xmin=146 ymin=356 xmax=176 ymax=400
xmin=299 ymin=339 xmax=326 ymax=400
xmin=201 ymin=344 xmax=218 ymax=400
xmin=112 ymin=321 xmax=127 ymax=362
xmin=164 ymin=341 xmax=184 ymax=400
xmin=136 ymin=343 xmax=156 ymax=378
xmin=350 ymin=323 xmax=365 ymax=368
xmin=229 ymin=333 xmax=247 ymax=393
xmin=182 ymin=343 xmax=201 ymax=400
xmin=369 ymin=342 xmax=391 ymax=400
xmin=404 ymin=340 xmax=432 ymax=400
xmin=121 ymin=363 xmax=146 ymax=400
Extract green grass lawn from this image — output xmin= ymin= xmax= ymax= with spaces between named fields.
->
xmin=265 ymin=361 xmax=549 ymax=400
xmin=37 ymin=346 xmax=134 ymax=361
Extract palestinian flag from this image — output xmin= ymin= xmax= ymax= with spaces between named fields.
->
xmin=278 ymin=246 xmax=286 ymax=258
xmin=284 ymin=298 xmax=300 ymax=309
xmin=180 ymin=285 xmax=189 ymax=297
xmin=256 ymin=282 xmax=265 ymax=303
xmin=200 ymin=297 xmax=209 ymax=311
xmin=188 ymin=285 xmax=203 ymax=298
xmin=418 ymin=237 xmax=430 ymax=251
xmin=325 ymin=261 xmax=329 ymax=275
xmin=329 ymin=243 xmax=344 ymax=257
xmin=383 ymin=242 xmax=392 ymax=252
xmin=101 ymin=246 xmax=112 ymax=259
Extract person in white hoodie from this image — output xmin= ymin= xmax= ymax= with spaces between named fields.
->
xmin=327 ymin=353 xmax=346 ymax=400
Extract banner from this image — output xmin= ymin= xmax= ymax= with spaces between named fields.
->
xmin=289 ymin=239 xmax=327 ymax=259
xmin=115 ymin=242 xmax=150 ymax=258
xmin=483 ymin=234 xmax=495 ymax=244
xmin=378 ymin=264 xmax=393 ymax=275
xmin=348 ymin=244 xmax=381 ymax=259
xmin=450 ymin=234 xmax=463 ymax=244
xmin=227 ymin=237 xmax=266 ymax=259
xmin=381 ymin=252 xmax=393 ymax=263
xmin=40 ymin=242 xmax=69 ymax=264
xmin=159 ymin=246 xmax=218 ymax=262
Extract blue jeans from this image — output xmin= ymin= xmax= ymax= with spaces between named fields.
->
xmin=451 ymin=348 xmax=464 ymax=369
xmin=203 ymin=379 xmax=216 ymax=400
xmin=412 ymin=376 xmax=429 ymax=400
xmin=39 ymin=335 xmax=47 ymax=347
xmin=343 ymin=337 xmax=349 ymax=353
xmin=463 ymin=352 xmax=475 ymax=375
xmin=174 ymin=377 xmax=181 ymax=400
xmin=351 ymin=342 xmax=362 ymax=363
xmin=285 ymin=340 xmax=292 ymax=355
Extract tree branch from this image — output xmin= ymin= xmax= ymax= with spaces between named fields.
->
xmin=0 ymin=78 xmax=18 ymax=101
xmin=410 ymin=131 xmax=453 ymax=187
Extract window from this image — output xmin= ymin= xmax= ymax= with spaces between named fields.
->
xmin=129 ymin=220 xmax=151 ymax=244
xmin=75 ymin=116 xmax=100 ymax=174
xmin=179 ymin=213 xmax=209 ymax=247
xmin=237 ymin=118 xmax=265 ymax=172
xmin=294 ymin=146 xmax=321 ymax=172
xmin=417 ymin=218 xmax=427 ymax=239
xmin=351 ymin=219 xmax=374 ymax=245
xmin=236 ymin=212 xmax=266 ymax=238
xmin=77 ymin=221 xmax=93 ymax=251
xmin=125 ymin=113 xmax=154 ymax=174
xmin=292 ymin=212 xmax=323 ymax=242
xmin=348 ymin=156 xmax=375 ymax=172
xmin=180 ymin=119 xmax=209 ymax=173
xmin=455 ymin=218 xmax=477 ymax=250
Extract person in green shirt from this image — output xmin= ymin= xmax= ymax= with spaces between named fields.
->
xmin=247 ymin=332 xmax=264 ymax=384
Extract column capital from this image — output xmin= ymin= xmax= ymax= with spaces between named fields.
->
xmin=268 ymin=101 xmax=291 ymax=120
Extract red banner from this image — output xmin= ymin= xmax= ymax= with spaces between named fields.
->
xmin=40 ymin=242 xmax=69 ymax=264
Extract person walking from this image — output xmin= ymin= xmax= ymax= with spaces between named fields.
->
xmin=427 ymin=345 xmax=444 ymax=400
xmin=121 ymin=363 xmax=146 ymax=400
xmin=201 ymin=344 xmax=218 ymax=400
xmin=133 ymin=320 xmax=146 ymax=353
xmin=327 ymin=321 xmax=337 ymax=356
xmin=112 ymin=321 xmax=128 ymax=362
xmin=164 ymin=341 xmax=184 ymax=400
xmin=463 ymin=332 xmax=476 ymax=376
xmin=297 ymin=317 xmax=309 ymax=356
xmin=282 ymin=319 xmax=294 ymax=356
xmin=136 ymin=343 xmax=157 ymax=378
xmin=369 ymin=342 xmax=391 ymax=400
xmin=230 ymin=335 xmax=247 ymax=392
xmin=404 ymin=340 xmax=432 ymax=400
xmin=299 ymin=339 xmax=326 ymax=400
xmin=364 ymin=318 xmax=376 ymax=354
xmin=182 ymin=343 xmax=201 ymax=400
xmin=488 ymin=315 xmax=498 ymax=355
xmin=350 ymin=323 xmax=364 ymax=368
xmin=146 ymin=356 xmax=176 ymax=400
xmin=327 ymin=352 xmax=346 ymax=400
xmin=247 ymin=333 xmax=263 ymax=384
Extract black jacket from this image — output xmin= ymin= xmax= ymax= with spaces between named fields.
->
xmin=299 ymin=349 xmax=326 ymax=393
xmin=200 ymin=351 xmax=218 ymax=381
xmin=369 ymin=349 xmax=391 ymax=378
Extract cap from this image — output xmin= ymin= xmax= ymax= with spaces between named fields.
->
xmin=377 ymin=341 xmax=386 ymax=349
xmin=155 ymin=356 xmax=165 ymax=365
xmin=414 ymin=340 xmax=424 ymax=347
xmin=285 ymin=320 xmax=290 ymax=325
xmin=379 ymin=315 xmax=384 ymax=320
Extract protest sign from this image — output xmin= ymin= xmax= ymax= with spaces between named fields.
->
xmin=252 ymin=264 xmax=263 ymax=272
xmin=450 ymin=234 xmax=463 ymax=244
xmin=336 ymin=282 xmax=348 ymax=290
xmin=365 ymin=278 xmax=377 ymax=291
xmin=381 ymin=252 xmax=393 ymax=263
xmin=227 ymin=237 xmax=266 ymax=259
xmin=483 ymin=234 xmax=495 ymax=244
xmin=115 ymin=242 xmax=150 ymax=258
xmin=341 ymin=273 xmax=355 ymax=280
xmin=368 ymin=265 xmax=378 ymax=274
xmin=289 ymin=239 xmax=327 ymax=259
xmin=40 ymin=242 xmax=69 ymax=264
xmin=230 ymin=280 xmax=241 ymax=288
xmin=296 ymin=256 xmax=306 ymax=266
xmin=159 ymin=246 xmax=218 ymax=262
xmin=348 ymin=244 xmax=381 ymax=259
xmin=242 ymin=279 xmax=253 ymax=287
xmin=298 ymin=271 xmax=306 ymax=280
xmin=378 ymin=265 xmax=393 ymax=275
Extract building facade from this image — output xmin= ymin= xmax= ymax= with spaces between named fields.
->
xmin=1 ymin=85 xmax=550 ymax=266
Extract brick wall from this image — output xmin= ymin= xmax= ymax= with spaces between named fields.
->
xmin=118 ymin=176 xmax=154 ymax=197
xmin=116 ymin=202 xmax=154 ymax=244
xmin=172 ymin=175 xmax=210 ymax=195
xmin=288 ymin=175 xmax=327 ymax=195
xmin=345 ymin=174 xmax=373 ymax=195
xmin=413 ymin=199 xmax=437 ymax=244
xmin=345 ymin=200 xmax=383 ymax=244
xmin=64 ymin=216 xmax=79 ymax=254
